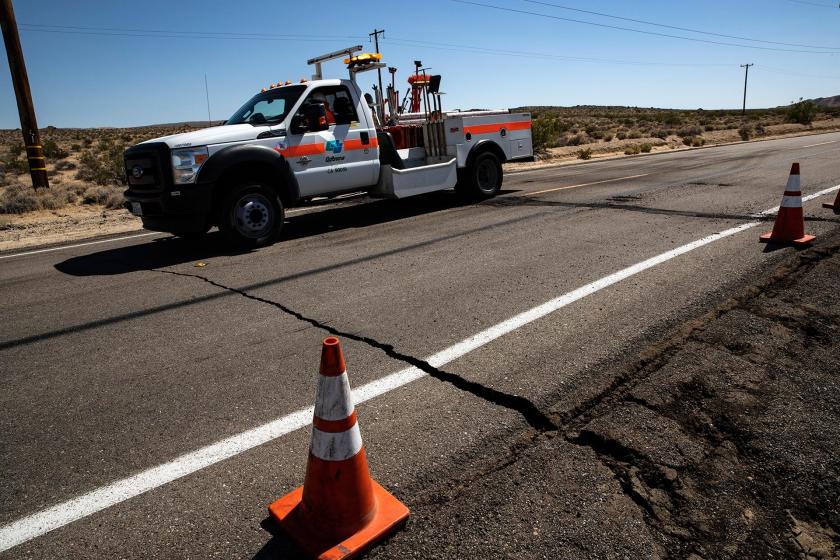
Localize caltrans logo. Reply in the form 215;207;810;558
325;140;343;154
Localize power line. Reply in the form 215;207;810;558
383;37;735;67
756;65;840;80
522;0;840;50
451;0;840;54
17;23;366;42
785;0;839;8
16;20;839;77
15;21;739;68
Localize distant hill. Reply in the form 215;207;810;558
811;95;840;108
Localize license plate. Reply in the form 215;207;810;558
130;202;143;216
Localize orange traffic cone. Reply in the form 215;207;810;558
760;163;815;246
268;337;409;560
823;189;840;214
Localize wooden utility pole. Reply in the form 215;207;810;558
0;0;48;188
740;63;754;116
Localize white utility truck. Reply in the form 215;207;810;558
123;46;533;246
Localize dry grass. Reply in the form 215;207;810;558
0;123;209;216
523;104;840;158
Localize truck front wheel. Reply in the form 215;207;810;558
456;151;503;199
220;182;284;247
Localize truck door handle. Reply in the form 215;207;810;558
360;131;370;145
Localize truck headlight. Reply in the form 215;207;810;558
171;147;209;184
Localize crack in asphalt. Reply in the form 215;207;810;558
152;268;558;432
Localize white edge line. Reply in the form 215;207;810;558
0;232;160;261
1;184;839;552
803;140;839;148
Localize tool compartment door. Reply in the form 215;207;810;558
505;112;532;159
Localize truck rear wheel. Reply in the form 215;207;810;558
220;182;283;247
456;151;503;199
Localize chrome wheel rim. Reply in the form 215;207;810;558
232;192;274;239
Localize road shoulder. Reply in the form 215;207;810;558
371;233;840;559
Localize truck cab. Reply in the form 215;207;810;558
123;49;532;246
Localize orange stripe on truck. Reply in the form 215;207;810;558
276;143;326;157
344;136;379;151
274;137;378;158
463;120;531;135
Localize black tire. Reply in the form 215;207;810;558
219;182;283;247
456;151;503;200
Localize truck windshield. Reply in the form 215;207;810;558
226;85;306;126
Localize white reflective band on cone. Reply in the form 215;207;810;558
310;423;363;461
314;372;354;421
781;195;803;208
786;175;801;191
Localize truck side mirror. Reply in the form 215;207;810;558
289;114;307;135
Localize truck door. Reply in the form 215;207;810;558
282;85;378;197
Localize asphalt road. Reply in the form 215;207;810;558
1;132;839;558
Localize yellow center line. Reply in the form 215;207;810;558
523;173;651;197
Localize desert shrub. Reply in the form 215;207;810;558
653;129;669;139
566;133;588;146
7;143;24;157
36;184;75;209
0;184;40;213
662;114;682;126
82;185;124;208
683;136;705;147
54;160;77;171
576;147;592;160
677;126;703;138
624;145;641;155
704;125;716;132
42;139;68;159
739;125;752;141
603;134;614;142
627;130;642;139
616;131;627;140
755;124;766;136
786;99;817;125
532;117;560;153
83;138;93;147
70;143;82;152
589;130;605;140
76;147;126;186
4;157;29;174
640;143;652;153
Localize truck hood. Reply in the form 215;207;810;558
142;123;272;149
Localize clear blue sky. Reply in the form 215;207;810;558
1;0;839;128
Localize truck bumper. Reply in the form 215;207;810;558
124;182;214;234
124;142;214;234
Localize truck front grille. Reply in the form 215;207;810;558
124;143;170;194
